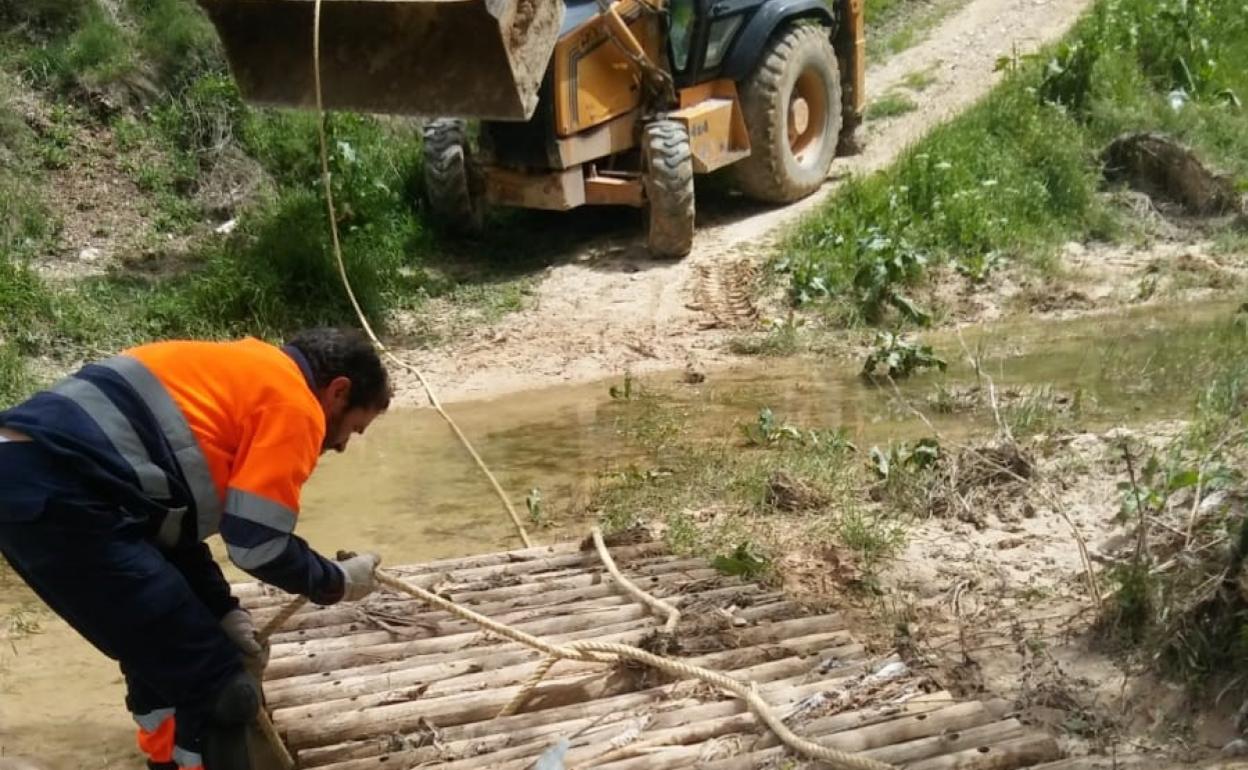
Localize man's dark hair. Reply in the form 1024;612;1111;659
287;328;391;410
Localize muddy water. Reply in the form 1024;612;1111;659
0;300;1240;766
294;299;1241;565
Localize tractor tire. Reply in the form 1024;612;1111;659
732;24;842;204
642;119;695;259
422;118;485;234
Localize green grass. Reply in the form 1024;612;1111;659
901;69;939;92
867;0;968;60
866;91;918;120
595;386;903;580
0;0;543;372
784;0;1248;328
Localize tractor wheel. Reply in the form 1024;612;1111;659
422;118;485;234
642;119;695;259
732;24;842;204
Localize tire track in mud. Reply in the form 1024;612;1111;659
395;0;1095;406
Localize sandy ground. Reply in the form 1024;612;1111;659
389;0;1097;406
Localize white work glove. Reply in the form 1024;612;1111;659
221;608;269;671
336;552;382;602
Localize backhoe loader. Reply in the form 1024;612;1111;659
196;0;864;258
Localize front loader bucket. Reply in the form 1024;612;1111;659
196;0;564;121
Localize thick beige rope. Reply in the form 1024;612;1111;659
375;570;894;770
592;526;681;633
294;3;895;768
311;0;532;550
497;526;682;717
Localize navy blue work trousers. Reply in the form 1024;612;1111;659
0;442;241;767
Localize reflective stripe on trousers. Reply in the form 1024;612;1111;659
132;708;204;770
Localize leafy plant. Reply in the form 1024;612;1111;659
1116;446;1205;522
741;407;803;447
850;231;931;324
868;438;941;480
712;542;769;579
525;487;545;527
862;332;947;378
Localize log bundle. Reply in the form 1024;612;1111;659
234;539;1064;769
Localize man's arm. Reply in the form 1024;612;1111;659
217;404;346;604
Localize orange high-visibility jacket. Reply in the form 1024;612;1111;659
0;338;345;607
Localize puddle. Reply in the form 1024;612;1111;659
292;299;1243;566
1;300;1242;764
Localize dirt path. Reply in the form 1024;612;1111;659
392;0;1095;407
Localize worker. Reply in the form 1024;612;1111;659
0;328;391;770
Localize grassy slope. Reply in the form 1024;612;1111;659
784;0;1248;327
0;0;539;406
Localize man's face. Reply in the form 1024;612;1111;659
317;376;386;454
322;404;384;454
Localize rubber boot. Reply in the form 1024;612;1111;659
202;672;260;770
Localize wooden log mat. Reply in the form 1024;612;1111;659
234;539;1065;769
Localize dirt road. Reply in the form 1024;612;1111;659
392;0;1095;407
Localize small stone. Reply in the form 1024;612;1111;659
78;247;103;263
215;218;239;235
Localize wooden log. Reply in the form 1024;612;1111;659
266;604;654;680
281;634;859;748
266;605;844;707
240;542;670;608
863;719;1027;765
276;630;854;724
305;655;896;770
273;593;648;655
275;621;858;718
597;701;994;770
265;564;725;641
534;690;960;770
296;633;870;767
267;618;656;707
233;541;580;598
253;555;714;634
265;587;807;686
270;574;753;655
1027;757;1159;770
903;733;1061;769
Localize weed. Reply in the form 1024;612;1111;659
1004;386;1079;438
19;5;137;95
728;315;803;357
862;332;946;378
609;372;636;401
867;0;966;59
666;512;701;554
868;438;941;480
37;103;77;169
711;542;769;579
837;508;907;572
901;69;939;92
128;0;223;87
525;487;546;528
741;407;804;447
0;342;34;407
867;92;918;120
